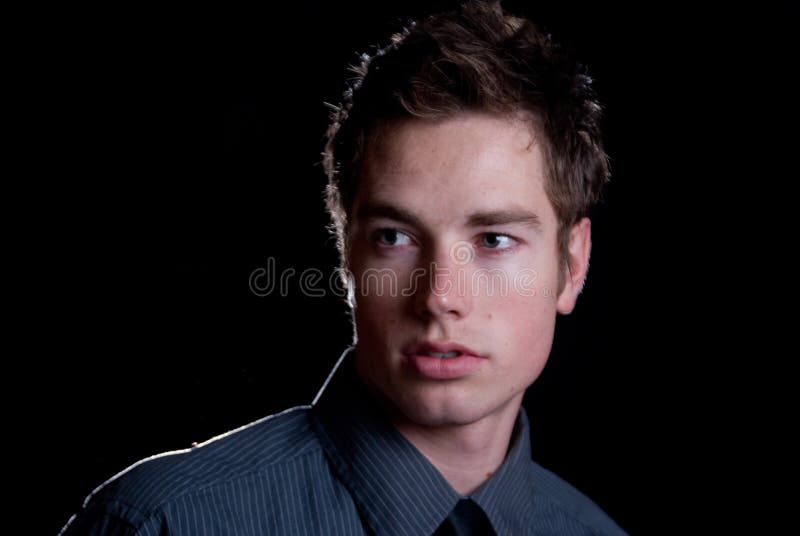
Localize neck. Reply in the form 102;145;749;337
393;397;523;496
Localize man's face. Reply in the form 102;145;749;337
348;112;588;429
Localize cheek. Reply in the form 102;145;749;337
353;292;405;340
486;291;555;331
482;292;557;369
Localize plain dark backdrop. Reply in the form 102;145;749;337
36;1;793;534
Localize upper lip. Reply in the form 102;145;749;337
403;341;485;358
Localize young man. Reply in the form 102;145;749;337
61;2;626;534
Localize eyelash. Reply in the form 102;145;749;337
371;228;519;252
481;232;519;250
373;228;413;247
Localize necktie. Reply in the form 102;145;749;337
433;498;496;535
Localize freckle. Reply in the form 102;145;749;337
487;312;493;320
486;471;494;478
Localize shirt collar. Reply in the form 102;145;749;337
310;347;536;536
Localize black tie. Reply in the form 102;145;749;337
432;498;496;535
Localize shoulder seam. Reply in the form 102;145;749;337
72;406;312;511
138;447;327;519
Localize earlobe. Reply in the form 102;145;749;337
556;217;592;314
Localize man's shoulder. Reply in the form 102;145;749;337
64;405;322;532
528;461;627;535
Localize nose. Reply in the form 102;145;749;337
412;244;473;321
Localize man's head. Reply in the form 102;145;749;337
322;1;609;428
324;1;609;293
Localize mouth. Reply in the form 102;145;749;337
401;341;485;379
402;341;483;359
417;349;461;359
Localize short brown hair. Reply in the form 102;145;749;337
323;1;609;293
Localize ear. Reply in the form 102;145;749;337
556;217;592;315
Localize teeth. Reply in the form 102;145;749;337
427;350;461;358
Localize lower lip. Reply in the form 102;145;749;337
404;353;484;380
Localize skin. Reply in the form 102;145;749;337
347;111;591;495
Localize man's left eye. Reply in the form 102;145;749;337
375;228;413;247
481;233;515;249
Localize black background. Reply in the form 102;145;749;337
32;1;793;534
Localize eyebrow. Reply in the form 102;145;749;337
356;203;423;227
467;210;542;229
356;202;542;230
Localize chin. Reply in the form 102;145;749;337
396;389;498;428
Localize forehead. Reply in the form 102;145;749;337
358;112;555;227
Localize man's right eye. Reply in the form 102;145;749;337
374;228;413;247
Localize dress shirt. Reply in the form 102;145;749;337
61;347;627;535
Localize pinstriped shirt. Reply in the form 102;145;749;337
61;348;627;535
